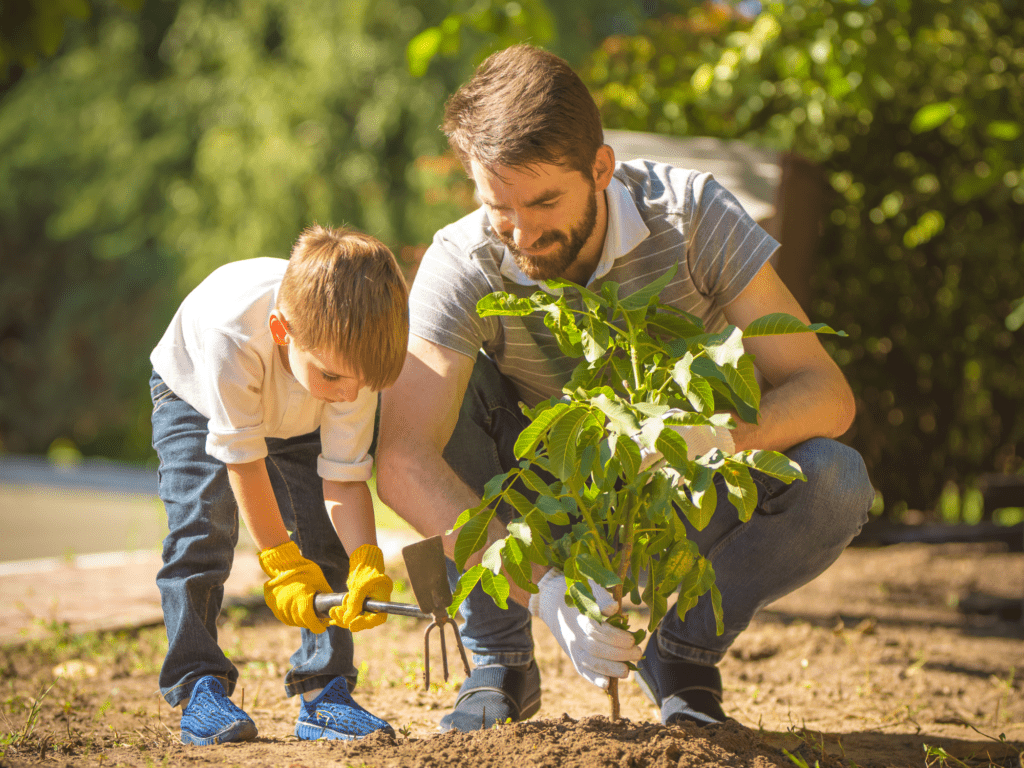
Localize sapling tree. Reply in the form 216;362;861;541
447;265;845;718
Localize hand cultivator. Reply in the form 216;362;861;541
314;535;471;690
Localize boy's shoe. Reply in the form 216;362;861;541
295;677;395;741
635;636;728;726
439;661;541;732
179;676;258;745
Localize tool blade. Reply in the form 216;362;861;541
401;535;452;614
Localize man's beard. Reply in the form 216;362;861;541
500;187;598;282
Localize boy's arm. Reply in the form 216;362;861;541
228;459;331;632
322;479;378;553
323;479;392;631
226;460;290;550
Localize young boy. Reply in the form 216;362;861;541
149;225;408;745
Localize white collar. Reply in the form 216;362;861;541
498;175;650;293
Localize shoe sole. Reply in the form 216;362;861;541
438;691;542;732
294;721;395;741
180;719;257;746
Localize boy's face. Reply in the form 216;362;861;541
271;314;364;403
285;343;364;403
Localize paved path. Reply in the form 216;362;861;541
0;456;420;645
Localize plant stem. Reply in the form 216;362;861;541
608;496;637;721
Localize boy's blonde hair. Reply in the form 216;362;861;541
278;225;409;391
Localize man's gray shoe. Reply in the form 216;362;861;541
439;662;541;731
636;635;728;726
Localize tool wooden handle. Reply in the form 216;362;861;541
313;592;430;620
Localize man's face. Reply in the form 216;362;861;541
470;159;600;282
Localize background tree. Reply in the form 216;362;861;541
582;0;1024;516
0;0;470;460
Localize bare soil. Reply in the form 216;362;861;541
1;541;1022;768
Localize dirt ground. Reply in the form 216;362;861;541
1;541;1021;768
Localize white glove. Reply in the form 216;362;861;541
637;409;735;472
528;569;642;690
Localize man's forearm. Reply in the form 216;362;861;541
730;367;855;452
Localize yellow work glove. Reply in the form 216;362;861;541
334;544;393;632
258;541;331;634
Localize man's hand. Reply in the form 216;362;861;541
637;410;736;472
258;541;331;633
333;544;393;632
529;570;642;690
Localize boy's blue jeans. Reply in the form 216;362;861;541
150;370;357;707
442;353;875;668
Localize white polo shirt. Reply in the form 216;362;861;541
150;258;375;482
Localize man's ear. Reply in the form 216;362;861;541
269;311;290;346
592;144;616;192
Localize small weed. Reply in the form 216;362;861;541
923;744;970;767
781;748;819;768
0;682;55;759
398;723;412;738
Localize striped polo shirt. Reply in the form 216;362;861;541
408;159;779;406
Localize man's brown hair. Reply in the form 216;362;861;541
278;225;408;391
442;44;604;176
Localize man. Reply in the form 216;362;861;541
377;43;873;732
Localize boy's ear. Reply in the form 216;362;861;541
269;312;290;346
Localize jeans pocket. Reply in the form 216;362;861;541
150;380;179;413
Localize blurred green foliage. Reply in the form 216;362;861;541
584;0;1024;514
0;0;472;460
3;0;1022;517
0;0;140;76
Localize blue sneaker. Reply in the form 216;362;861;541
179;676;258;745
295;677;394;741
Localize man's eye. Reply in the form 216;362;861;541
322;373;340;382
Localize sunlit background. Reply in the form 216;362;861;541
1;0;1022;540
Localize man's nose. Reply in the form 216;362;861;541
502;210;541;249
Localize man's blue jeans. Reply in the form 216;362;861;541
442;353;874;668
150;370;357;706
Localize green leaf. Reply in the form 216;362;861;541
534;493;571;525
615;433;643;481
743;313;847;337
655;426;691;468
548;407;593;482
655;539;699;596
686;377;715;414
453;508;495;571
476;291;537;317
591;393;640;434
618;264;678;313
702;326;746;368
544;304;584;357
720;463;758;522
729;450;805;482
567;580;604;622
574;551;621;589
514;402;570;459
448;564;485;617
711;584;725;636
910;101;956;133
721;356;761;412
481;570;510;609
501;536;538;594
